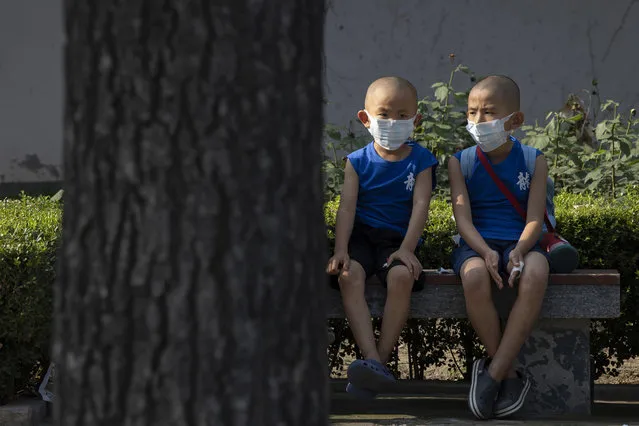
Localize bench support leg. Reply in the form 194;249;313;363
516;318;591;417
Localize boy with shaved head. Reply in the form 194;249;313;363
326;76;438;398
448;75;550;419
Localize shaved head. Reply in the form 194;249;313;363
470;75;520;111
364;76;418;110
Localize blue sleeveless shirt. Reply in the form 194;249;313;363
347;141;438;236
453;140;542;241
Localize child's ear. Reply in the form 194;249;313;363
357;110;370;128
508;111;525;131
414;113;423;127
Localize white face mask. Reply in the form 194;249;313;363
365;111;416;151
466;113;516;152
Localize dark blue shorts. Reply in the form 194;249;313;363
451;239;549;277
328;222;425;291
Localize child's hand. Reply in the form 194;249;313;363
507;248;524;287
483;249;503;289
508;248;523;269
387;249;422;280
326;251;350;275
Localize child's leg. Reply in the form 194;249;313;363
460;258;502;357
339;260;380;362
489;251;549;381
454;246;501;358
377;262;413;364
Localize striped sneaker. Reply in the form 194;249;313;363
494;370;531;418
468;358;500;420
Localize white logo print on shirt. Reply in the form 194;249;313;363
404;162;417;192
517;172;531;191
404;172;415;191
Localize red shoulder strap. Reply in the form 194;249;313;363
475;146;555;232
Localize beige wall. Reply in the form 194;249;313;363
1;0;638;182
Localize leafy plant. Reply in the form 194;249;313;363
322;122;369;200
413;62;476;195
0;194;60;403
522;82;639;197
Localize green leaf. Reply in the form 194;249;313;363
426;131;441;141
435;122;452;130
434;86;449;103
618;139;632;157
595;122;609;140
584;169;603;182
567;153;582;166
529;135;551;150
431;82;446;88
448;111;466;120
587;180;600;190
326;128;341;141
601;99;619;112
565;113;584;123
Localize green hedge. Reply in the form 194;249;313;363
325;190;639;380
0;196;59;403
0;191;637;403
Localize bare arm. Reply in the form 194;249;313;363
400;167;433;252
448;156;492;257
326;160;359;274
333;159;359;254
384;167;434;279
515;155;548;254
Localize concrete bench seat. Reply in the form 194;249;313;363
327;269;621;418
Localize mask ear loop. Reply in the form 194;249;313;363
364;110;374;122
502;112;517;134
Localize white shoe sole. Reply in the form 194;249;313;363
494;377;531;418
468;359;485;419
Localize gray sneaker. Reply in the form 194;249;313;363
494;371;531;418
469;358;500;420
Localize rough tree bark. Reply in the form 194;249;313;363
55;1;327;425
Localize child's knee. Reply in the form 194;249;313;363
518;253;549;297
518;272;547;299
338;262;366;292
460;259;491;298
386;265;413;293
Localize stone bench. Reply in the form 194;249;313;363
327;269;621;418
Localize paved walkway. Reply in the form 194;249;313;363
331;393;639;425
35;389;639;425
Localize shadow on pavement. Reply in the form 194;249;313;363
330;393;639;425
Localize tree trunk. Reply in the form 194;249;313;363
55;1;327;425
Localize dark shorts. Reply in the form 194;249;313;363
329;222;425;291
451;239;550;277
